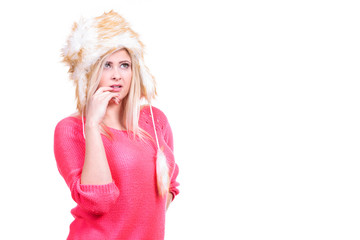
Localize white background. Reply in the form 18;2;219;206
0;0;359;239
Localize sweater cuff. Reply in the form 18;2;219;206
169;184;179;202
79;182;118;193
72;178;120;215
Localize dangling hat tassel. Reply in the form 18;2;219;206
149;104;170;197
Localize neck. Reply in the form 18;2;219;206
102;101;126;130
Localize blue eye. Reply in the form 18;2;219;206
104;62;111;68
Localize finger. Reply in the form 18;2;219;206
94;86;115;95
110;95;123;105
94;91;119;102
110;97;120;105
95;90;120;100
104;92;121;102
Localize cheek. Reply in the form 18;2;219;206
126;70;132;79
98;78;105;87
125;72;132;86
98;72;109;86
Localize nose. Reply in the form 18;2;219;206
111;67;121;80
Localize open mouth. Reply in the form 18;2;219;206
111;85;122;88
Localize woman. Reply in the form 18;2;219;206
54;11;179;240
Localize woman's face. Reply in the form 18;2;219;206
98;49;132;104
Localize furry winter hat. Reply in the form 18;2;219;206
62;10;156;111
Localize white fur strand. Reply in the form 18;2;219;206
156;149;170;197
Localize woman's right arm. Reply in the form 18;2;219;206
54;87;121;215
81;87;121;185
81;123;113;184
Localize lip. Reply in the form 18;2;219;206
110;85;122;92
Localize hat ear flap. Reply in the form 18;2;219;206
75;69;88;110
139;60;156;101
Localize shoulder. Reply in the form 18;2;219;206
54;115;83;139
55;115;81;130
140;105;169;125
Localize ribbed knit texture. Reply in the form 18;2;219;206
54;106;179;240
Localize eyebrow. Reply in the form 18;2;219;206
105;60;131;64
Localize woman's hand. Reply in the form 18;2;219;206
85;87;121;126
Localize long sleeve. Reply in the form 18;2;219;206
54;117;120;215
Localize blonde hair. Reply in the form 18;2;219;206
80;48;151;140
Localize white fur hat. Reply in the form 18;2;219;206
62;10;156;111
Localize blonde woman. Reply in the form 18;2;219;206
54;11;179;239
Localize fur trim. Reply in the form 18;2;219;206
156;148;170;197
62;10;156;110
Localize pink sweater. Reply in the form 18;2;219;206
54;106;179;240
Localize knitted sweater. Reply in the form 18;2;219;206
54;106;179;240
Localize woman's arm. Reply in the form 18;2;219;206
81;86;121;185
81;123;113;184
54;116;120;215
